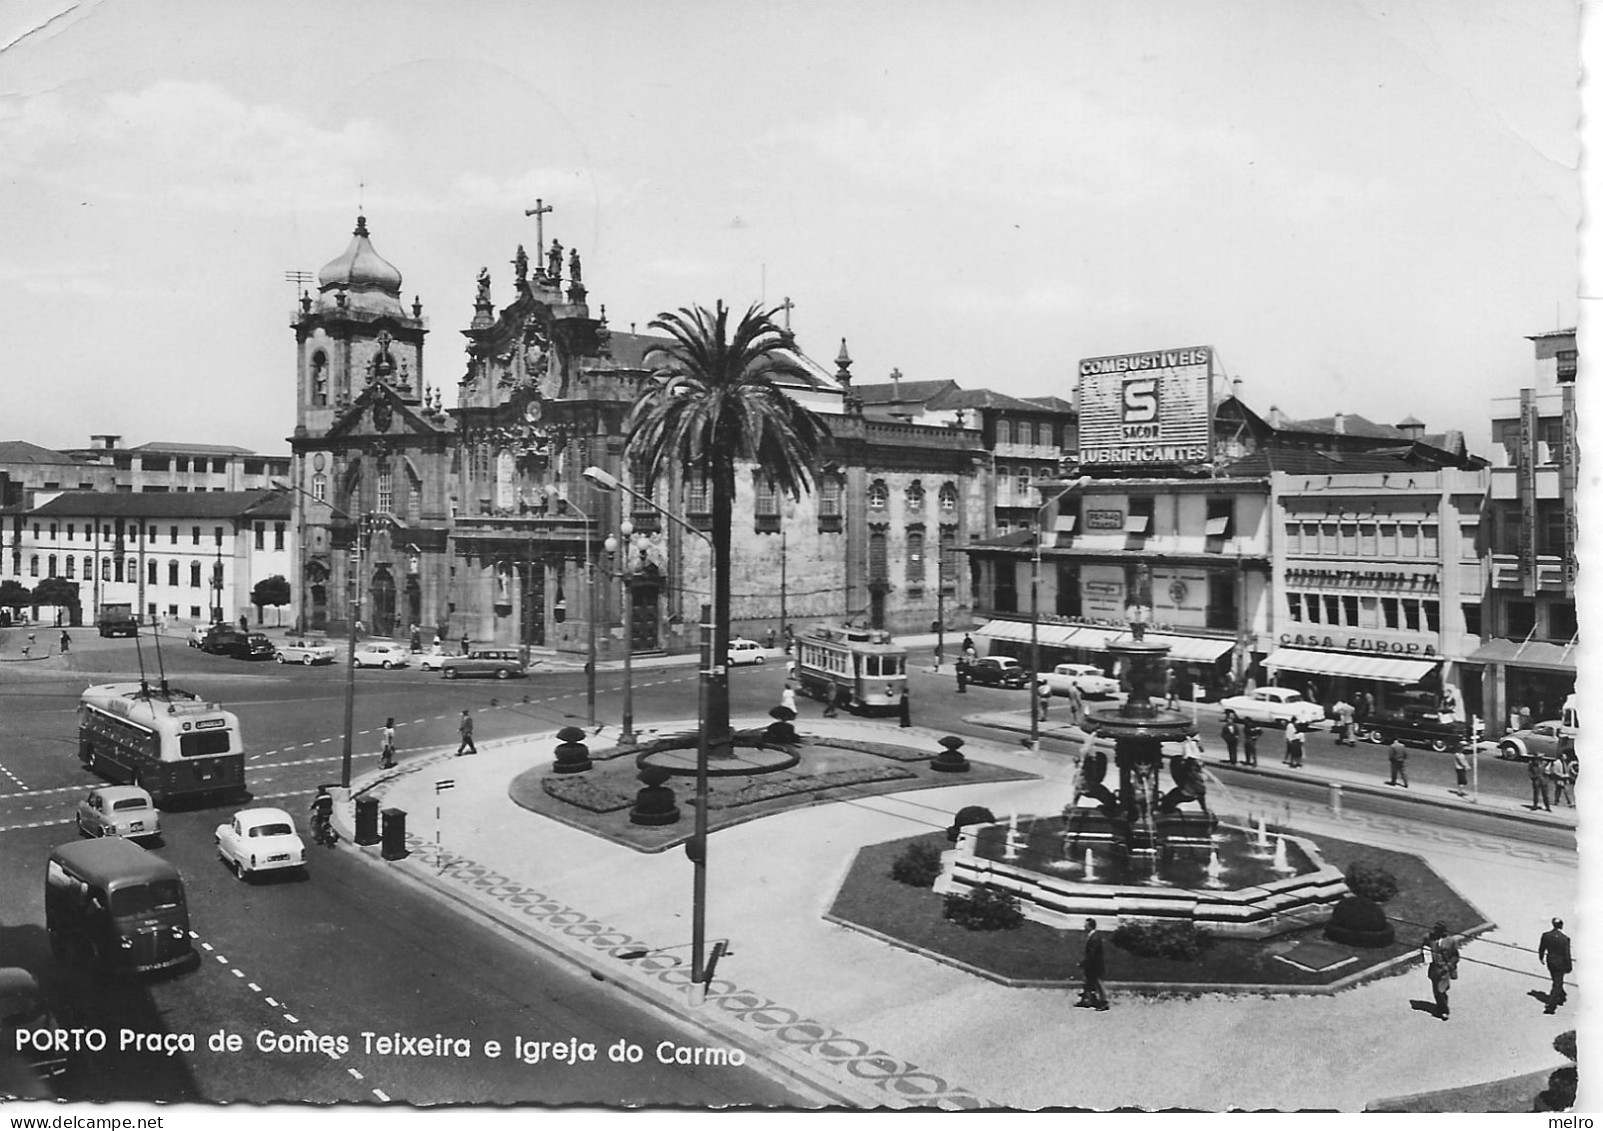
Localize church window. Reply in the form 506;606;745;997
378;466;394;514
406;469;422;524
867;480;888;511
905;481;924;512
939;527;957;591
868;531;888;582
906;530;925;585
311;352;328;406
686;474;710;516
939;482;958;513
312;473;327;502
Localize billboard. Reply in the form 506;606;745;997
1077;346;1213;467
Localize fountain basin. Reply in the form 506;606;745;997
934;816;1348;939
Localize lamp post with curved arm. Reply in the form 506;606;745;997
584;465;718;987
1031;476;1092;752
552;490;597;729
602;519;640;746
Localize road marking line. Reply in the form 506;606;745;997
266;997;279;1007
248;983;261;992
202;942;214;951
283;1013;299;1024
372;1089;389;1102
347;1068;363;1080
232;969;245;978
214;954;229;964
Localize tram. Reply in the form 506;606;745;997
792;626;909;714
78;682;246;806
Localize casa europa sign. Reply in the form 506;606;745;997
1278;632;1438;656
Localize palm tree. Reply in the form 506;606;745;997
626;300;832;744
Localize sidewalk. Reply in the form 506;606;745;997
334;712;1578;1111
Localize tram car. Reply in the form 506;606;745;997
78;682;246;806
792;626;909;714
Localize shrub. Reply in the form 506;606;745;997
890;839;944;888
1112;919;1215;961
947;805;997;842
942;885;1023;931
542;775;634;813
1323;895;1396;948
1555;1031;1577;1062
1536;1065;1577;1112
1344;860;1400;903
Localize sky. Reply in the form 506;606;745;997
0;0;1585;457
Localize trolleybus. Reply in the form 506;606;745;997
78;682;245;806
793;626;909;714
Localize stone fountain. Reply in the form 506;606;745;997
935;567;1346;939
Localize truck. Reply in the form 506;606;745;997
95;603;138;638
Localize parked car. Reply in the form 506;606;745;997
214;807;307;881
726;638;766;666
75;785;161;842
1361;707;1467;752
417;650;450;672
1039;662;1120;699
187;623;211;648
963;656;1034;689
1498;719;1577;762
352;641;410;669
276;639;337;665
198;625;249;657
242;633;276;660
440;648;527;680
0;967;66;1089
1218;687;1326;727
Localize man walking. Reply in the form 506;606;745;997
1221;717;1239;765
1077;919;1109;1011
1283;719;1304;768
456;710;476;756
1242;720;1259;768
1450;740;1470;797
1422;921;1460;1020
1538;918;1572;1013
955;659;967;694
460;632;471;656
1387;738;1409;788
1528;753;1553;811
380;716;397;769
1332;699;1356;747
1548;756;1574;808
59;630;71;654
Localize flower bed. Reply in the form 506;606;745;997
702;766;916;809
541;775;635;813
813;737;931;763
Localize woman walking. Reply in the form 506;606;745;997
1422;921;1460;1020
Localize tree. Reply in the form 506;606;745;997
251;575;293;626
0;580;31;622
626;301;832;745
31;578;80;626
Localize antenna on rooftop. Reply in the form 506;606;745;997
284;270;313;295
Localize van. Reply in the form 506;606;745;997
45;839;194;977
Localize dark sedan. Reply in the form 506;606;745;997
1361;708;1467;752
962;657;1034;689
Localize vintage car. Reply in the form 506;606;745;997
1039;662;1120;699
0;967;65;1090
726;638;767;666
275;639;338;665
962;656;1034;689
352;641;410;669
186;623;211;648
75;785;161;842
242;633;276;660
440;648;527;680
1498;720;1577;762
1362;707;1468;752
214;807;306;881
417;650;450;672
198;625;250;657
1218;687;1326;727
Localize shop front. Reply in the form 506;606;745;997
1261;639;1444;720
973;617;1236;697
1466;638;1576;736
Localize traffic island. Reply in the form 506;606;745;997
508;731;1038;852
825;829;1491;992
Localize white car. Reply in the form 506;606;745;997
726;638;766;666
1218;687;1326;727
417;650;450;672
276;639;337;665
214;807;306;881
1040;663;1120;699
353;641;410;669
186;623;211;648
76;785;161;842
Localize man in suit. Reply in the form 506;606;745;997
1539;918;1572;1014
1078;918;1109;1011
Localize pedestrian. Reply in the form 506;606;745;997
781;683;797;716
460;632;470;656
1284;719;1305;768
765;627;776;651
1356;690;1372;722
1548;755;1574;807
1221;717;1239;765
1451;741;1470;797
823;686;840;718
1077;918;1109;1011
1066;683;1084;728
456;710;476;756
961;634;976;662
955;659;968;694
1242;721;1259;767
1387;738;1409;788
380;717;397;769
239;614;249;634
59;630;70;654
410;625;422;653
1528;753;1553;811
1037;679;1051;719
1164;666;1177;708
1422;921;1460;1020
898;690;912;729
1332;699;1355;746
933;643;944;672
1538;918;1572;1014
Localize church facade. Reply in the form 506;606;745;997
287;215;990;657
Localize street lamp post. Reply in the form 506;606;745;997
584;465;717;985
211;548;224;625
554;491;597;728
1030;477;1090;752
603;520;638;745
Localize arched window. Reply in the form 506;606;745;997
190;562;203;588
168;560;180;587
64;556;75;579
101;557;111;580
939;482;958;513
312;473;327;502
148;560;158;586
905;481;924;512
868;531;888;582
126;558;137;582
47;555;57;578
905;529;925;585
819;475;842;518
867;480;889;511
28;555;38;577
311;351;329;406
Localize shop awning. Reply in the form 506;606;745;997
1262;647;1438;684
973;619;1083;647
1112;632;1235;664
1464;638;1577;673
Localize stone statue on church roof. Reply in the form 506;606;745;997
568;247;582;284
513;245;528;285
476;268;492;306
547;240;563;282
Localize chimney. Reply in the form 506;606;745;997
1268;405;1287;428
1231;377;1243;399
91;434;122;450
1332;413;1346;434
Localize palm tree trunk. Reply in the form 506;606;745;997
709;475;733;753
